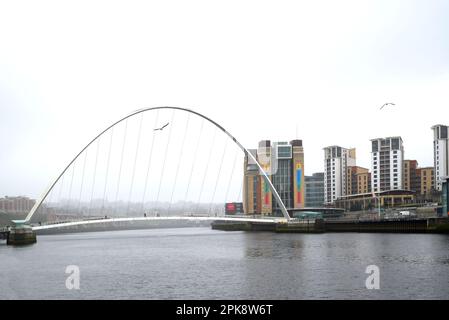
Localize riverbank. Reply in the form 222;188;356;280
211;217;449;234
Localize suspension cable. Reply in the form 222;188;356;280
67;161;76;215
57;172;65;215
88;139;100;216
195;128;217;215
208;138;228;214
101;127;114;215
141;110;160;214
77;150;88;216
224;150;239;204
155;110;176;211
168;113;190;212
237;179;243;203
126;113;144;216
46;180;55;217
114;119;128;216
181;120;204;214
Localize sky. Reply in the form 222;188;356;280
1;0;449;199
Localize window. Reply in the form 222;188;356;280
441;126;448;139
392;138;400;150
277;145;292;159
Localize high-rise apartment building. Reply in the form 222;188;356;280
243;140;305;215
431;125;449;191
323;146;356;204
371;137;404;192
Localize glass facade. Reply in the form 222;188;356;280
272;159;293;215
277;145;292;159
305;173;325;207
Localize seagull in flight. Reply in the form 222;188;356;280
380;102;395;110
154;122;169;131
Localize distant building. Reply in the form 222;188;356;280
402;160;437;200
403;160;421;194
431;125;449;191
0;196;35;214
243;149;260;214
419;167;435;195
323;146;356;204
347;166;371;195
305;173;325;207
243;139;305;216
442;177;449;217
371;137;404;192
335;190;415;211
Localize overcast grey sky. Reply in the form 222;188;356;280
1;0;449;199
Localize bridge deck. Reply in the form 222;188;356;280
31;216;286;231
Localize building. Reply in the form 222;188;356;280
431;125;449;191
403;160;421;194
305;172;325;207
442;177;449;217
347;166;371;195
420;167;435;195
0;196;35;214
402;160;436;199
371;137;404;192
243;139;305;216
335;190;415;211
243;149;260;214
323;146;356;204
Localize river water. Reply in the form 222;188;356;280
1;227;448;299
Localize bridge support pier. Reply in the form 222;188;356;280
7;224;36;246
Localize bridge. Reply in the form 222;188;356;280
5;106;293;245
30;215;285;232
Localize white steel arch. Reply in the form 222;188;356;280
24;106;290;222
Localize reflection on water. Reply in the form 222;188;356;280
1;228;448;299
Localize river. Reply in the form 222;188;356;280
1;227;448;299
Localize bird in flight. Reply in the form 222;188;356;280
380;102;395;110
154;122;169;131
